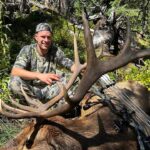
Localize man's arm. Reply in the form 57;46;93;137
56;47;74;70
12;45;60;85
55;47;87;73
11;67;60;85
11;68;39;80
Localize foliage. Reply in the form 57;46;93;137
106;0;150;90
109;0;150;34
0;116;29;147
0;1;10;70
0;71;24;147
0;75;27;147
136;36;150;48
0;75;10;101
124;60;150;90
115;60;150;90
0;119;22;147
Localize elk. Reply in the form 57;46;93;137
0;11;150;149
0;80;149;150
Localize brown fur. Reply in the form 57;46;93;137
1;81;149;150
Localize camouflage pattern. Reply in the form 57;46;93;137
8;44;74;102
35;23;52;33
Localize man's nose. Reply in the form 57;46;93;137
44;37;50;42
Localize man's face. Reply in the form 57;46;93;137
34;31;52;54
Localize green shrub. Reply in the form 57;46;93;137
0;75;10;101
124;60;150;90
114;60;150;90
0;119;22;147
0;1;10;70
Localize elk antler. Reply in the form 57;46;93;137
0;82;64;118
0;11;150;119
31;12;150;118
70;11;150;103
0;33;86;118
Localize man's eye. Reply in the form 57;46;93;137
41;36;51;39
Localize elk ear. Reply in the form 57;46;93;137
107;10;116;25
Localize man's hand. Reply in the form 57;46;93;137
11;68;60;85
37;73;60;85
71;63;87;75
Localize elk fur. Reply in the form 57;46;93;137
1;81;149;150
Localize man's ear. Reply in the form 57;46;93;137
34;33;37;41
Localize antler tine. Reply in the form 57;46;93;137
37;84;73;118
70;11;100;103
0;82;70;118
120;17;131;54
9;96;38;112
40;82;65;110
0;99;39;118
0;99;28;118
0;99;49;119
0;95;43;119
66;32;86;90
82;10;97;64
21;84;43;107
73;32;80;64
0;81;72;118
0;99;27;114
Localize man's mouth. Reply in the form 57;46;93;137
42;44;49;47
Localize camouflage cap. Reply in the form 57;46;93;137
35;23;52;33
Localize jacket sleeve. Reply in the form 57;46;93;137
13;45;31;69
55;47;74;70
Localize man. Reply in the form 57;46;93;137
9;23;75;102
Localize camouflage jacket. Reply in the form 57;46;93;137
13;43;73;86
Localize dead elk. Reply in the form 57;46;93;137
1;81;149;150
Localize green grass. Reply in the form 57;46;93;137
0;118;23;147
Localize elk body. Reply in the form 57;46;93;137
1;81;149;150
